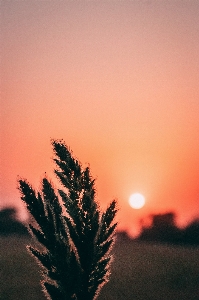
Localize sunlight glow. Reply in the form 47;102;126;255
129;193;145;209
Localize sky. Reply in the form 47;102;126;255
1;0;199;236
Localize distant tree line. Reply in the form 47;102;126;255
1;208;199;247
0;207;28;236
137;212;199;246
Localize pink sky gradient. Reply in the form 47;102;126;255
1;1;199;236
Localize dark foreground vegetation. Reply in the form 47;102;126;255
17;140;117;300
1;235;199;300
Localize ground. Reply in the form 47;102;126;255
0;236;199;300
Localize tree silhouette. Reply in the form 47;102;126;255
0;207;28;236
138;212;182;244
183;219;199;246
138;212;199;246
18;139;117;300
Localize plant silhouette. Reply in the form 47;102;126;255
18;140;117;300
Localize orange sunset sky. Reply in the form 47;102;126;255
1;1;199;236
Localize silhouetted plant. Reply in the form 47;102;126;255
18;139;117;300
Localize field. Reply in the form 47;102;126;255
1;236;199;300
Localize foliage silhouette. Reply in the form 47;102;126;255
138;212;199;246
0;207;28;236
139;212;181;244
182;219;199;246
18;139;117;300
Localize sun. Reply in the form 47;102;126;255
129;193;145;209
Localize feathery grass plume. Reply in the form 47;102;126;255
18;139;117;300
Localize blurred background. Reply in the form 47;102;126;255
1;1;199;298
1;1;199;236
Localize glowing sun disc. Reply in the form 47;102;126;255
129;193;145;209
